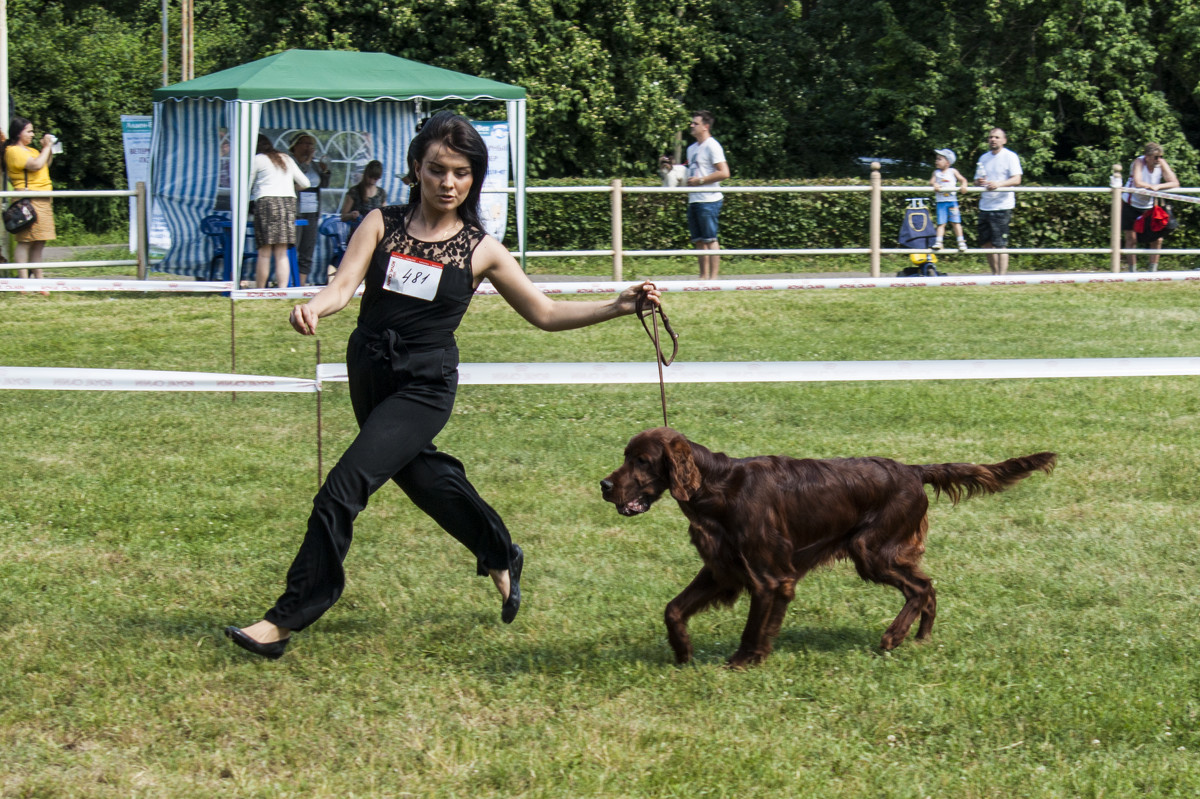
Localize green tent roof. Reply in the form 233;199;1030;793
153;49;525;102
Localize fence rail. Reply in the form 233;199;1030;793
10;170;1198;283
2;183;148;278
502;164;1200;279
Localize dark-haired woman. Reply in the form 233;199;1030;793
225;111;660;659
339;159;387;230
250;134;310;288
4;117;57;283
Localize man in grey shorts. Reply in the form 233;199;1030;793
974;128;1023;275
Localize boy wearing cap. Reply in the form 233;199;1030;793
930;148;969;252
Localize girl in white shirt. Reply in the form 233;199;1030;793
251;134;310;288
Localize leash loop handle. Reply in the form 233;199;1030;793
636;290;678;367
635;287;677;427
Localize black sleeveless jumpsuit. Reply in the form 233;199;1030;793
265;205;517;632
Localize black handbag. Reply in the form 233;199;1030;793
3;170;36;233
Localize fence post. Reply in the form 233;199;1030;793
1110;164;1123;273
611;178;623;281
136;181;149;280
870;162;882;278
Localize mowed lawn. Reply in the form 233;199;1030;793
2;282;1200;797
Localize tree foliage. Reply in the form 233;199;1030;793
8;0;1200;231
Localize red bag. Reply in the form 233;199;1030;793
1134;204;1170;234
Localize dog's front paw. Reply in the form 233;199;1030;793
725;650;766;670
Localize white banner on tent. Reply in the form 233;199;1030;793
121;115;154;253
473;121;510;242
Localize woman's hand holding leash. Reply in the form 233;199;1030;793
617;281;661;316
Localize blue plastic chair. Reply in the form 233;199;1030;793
200;214;258;282
198;214;229;281
318;215;350;279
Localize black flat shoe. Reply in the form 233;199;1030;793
501;544;524;624
224;626;290;660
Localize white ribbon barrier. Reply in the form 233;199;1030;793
229;286;365;300
471;271;1200;295
233;271;1200;298
0;278;233;293
6;270;1200;295
7;357;1200;396
0;366;317;392
318;357;1200;386
1119;187;1200;205
0;278;234;293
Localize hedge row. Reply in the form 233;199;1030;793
502;177;1200;253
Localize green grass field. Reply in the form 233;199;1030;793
3;283;1200;797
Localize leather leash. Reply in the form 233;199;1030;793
636;289;678;427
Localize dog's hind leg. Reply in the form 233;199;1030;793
915;588;937;641
665;567;739;664
848;537;935;651
876;558;936;650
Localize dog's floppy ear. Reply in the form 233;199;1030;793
665;433;701;501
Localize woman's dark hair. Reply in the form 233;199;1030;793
403;111;487;230
256;133;286;170
3;117;33;187
6;117;31;147
356;160;383;184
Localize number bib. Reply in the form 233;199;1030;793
383;252;444;301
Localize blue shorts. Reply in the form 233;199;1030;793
935;201;961;226
687;200;723;243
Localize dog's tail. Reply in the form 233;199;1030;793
918;452;1057;505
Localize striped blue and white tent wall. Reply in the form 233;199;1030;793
151;98;418;278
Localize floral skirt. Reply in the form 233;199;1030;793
253;196;296;246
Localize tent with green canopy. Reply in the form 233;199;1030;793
150;50;527;281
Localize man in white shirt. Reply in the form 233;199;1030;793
686;111;731;279
974;128;1023;275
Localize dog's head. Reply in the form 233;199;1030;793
600;427;702;515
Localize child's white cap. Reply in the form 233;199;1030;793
934;148;956;166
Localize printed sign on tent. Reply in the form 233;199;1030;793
473;121;510;242
121;115;171;256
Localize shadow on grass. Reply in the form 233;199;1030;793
132;604;884;673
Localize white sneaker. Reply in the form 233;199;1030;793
932;240;944;252
957;240;967;253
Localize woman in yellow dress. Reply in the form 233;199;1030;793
4;116;57;281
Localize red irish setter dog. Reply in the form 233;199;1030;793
600;427;1056;668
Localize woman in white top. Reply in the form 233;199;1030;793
251;134;310;288
1122;142;1179;271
